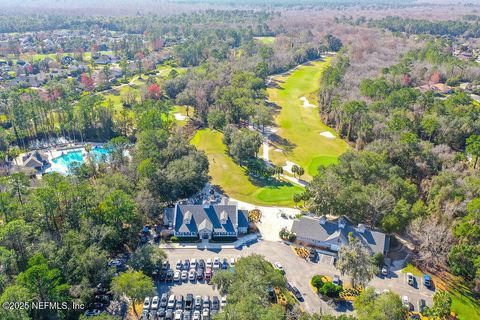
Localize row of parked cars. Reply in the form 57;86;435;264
83;285;112;317
141;294;226;320
156;257;235;283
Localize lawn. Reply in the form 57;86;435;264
253;36;276;44
446;275;480;320
401;263;423;277
267;58;350;180
191;129;303;207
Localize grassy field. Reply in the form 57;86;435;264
253;36;276;44
446;275;480;320
191;129;303;207
267;58;350;179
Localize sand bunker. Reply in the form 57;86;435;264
320;131;335;138
174;113;187;121
300;96;317;108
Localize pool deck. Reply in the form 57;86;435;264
16;142;106;175
45;143;106;174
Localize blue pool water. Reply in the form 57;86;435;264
51;146;110;173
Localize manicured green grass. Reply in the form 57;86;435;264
450;288;480;320
267;58;350;180
191;129;303;207
171;105;189;127
447;278;480;320
253;36;276;44
401;263;423;276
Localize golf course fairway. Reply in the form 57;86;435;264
191;129;303;207
267;58;350;179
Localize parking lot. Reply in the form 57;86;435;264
160;240;435;315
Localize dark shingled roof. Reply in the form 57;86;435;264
175;204;239;234
291;216;389;254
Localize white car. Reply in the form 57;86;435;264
84;309;101;317
273;262;284;273
151;295;159;310
381;266;388;276
206;258;213;268
220;296;227;307
332;275;340;285
193;310;201;320
189;269;196;281
174;309;183;320
143;297;151;310
407;273;415;286
174;270;181;282
191;258;197;270
167;294;176;309
181;270;189;281
176;259;182;270
402;295;409;308
213;257;220;270
202;307;210;319
230;257;235;266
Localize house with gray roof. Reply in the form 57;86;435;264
164;203;249;241
291;215;389;255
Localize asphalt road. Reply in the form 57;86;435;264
160;240;435;316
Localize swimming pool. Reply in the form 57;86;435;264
50;146;110;174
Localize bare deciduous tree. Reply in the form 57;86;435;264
407;217;452;270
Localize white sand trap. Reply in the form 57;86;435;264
282;160;300;174
300;96;317;108
320;131;335;138
174;113;187;121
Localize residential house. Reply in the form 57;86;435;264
21;151;49;171
432;83;453;95
163;203;249;241
291;215;390;255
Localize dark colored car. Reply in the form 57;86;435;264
221;258;228;269
94;295;110;304
157;307;166;319
176;295;184;310
309;249;318;261
211;296;219;311
165;309;173;320
198;259;205;269
292;287;303;301
185;294;194;311
159;271;167;281
183;259;190;271
166;269;174;281
423;275;431;287
182;311;191;320
418;299;426;313
162;261;170;271
196;268;204;280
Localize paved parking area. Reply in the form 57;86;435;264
157;281;219;298
160;240;434;315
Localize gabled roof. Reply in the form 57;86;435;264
174;204;239;234
23;155;43;168
291;216;389;254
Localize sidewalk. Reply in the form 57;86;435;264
159;233;259;250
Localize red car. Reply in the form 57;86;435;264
205;268;212;281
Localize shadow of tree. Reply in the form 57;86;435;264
269;133;296;153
